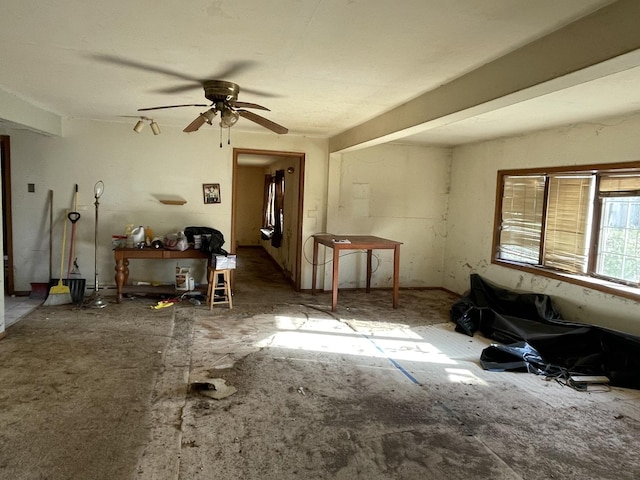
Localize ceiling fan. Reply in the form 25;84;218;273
139;80;288;135
92;55;288;135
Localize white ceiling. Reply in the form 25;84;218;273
2;0;638;148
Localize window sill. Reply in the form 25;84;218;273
492;259;640;302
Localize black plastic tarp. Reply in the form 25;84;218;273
450;274;640;389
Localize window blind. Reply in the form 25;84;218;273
543;175;594;273
599;175;640;194
499;175;545;263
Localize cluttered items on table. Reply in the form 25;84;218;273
113;225;228;255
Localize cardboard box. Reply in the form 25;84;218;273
212;254;237;270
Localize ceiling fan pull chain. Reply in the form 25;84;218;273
219;126;223;148
227;127;231;145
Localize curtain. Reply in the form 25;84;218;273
262;174;272;228
271;169;285;248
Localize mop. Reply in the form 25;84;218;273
43;209;73;306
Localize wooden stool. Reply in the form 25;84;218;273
206;267;232;310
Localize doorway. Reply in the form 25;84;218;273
232;148;305;290
1;135;14;295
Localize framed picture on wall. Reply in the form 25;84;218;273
203;183;221;204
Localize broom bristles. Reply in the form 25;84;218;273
43;280;73;306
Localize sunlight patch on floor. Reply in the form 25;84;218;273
262;315;468;364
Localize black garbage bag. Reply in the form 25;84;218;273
480;342;547;374
184;226;227;255
451;274;640;389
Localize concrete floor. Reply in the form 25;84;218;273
3;295;42;328
1;246;639;479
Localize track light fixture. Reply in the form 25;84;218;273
133;120;144;133
132;116;160;135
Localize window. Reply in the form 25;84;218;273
543;175;593;273
493;162;640;298
498;175;544;263
596;175;640;284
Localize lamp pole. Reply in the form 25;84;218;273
87;180;107;308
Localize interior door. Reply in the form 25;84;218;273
1;135;14;295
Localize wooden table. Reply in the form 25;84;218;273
114;248;210;303
311;234;402;312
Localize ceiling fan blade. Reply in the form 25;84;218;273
231;101;270;111
240;86;280;98
92;54;202;82
214;60;257;80
94;54;259;85
138;103;209;112
183;115;207;133
237;110;288;134
154;85;203;94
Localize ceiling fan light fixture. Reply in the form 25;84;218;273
150;120;161;135
200;109;216;125
133;120;145;133
220;109;239;128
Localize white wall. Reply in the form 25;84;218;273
444;113;640;335
5;118;329;293
6;113;640;336
321;143;451;289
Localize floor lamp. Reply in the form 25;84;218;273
87;180;107;308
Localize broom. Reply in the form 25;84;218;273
43;209;73;306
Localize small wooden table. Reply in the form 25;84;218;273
114;248;210;303
311;234;402;311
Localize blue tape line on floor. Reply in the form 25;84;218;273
362;333;421;385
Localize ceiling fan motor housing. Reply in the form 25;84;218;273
204;80;240;102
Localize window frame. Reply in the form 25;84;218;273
492;161;640;302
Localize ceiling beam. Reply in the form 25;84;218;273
329;0;640;153
0;88;62;136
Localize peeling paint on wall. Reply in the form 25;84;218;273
515;275;524;290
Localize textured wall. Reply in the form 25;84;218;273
444;113;640;334
323;143;451;289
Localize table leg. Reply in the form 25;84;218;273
392;245;400;308
312;238;318;294
115;258;125;303
332;246;339;311
366;249;372;293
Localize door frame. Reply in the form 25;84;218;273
232;147;305;290
1;135;14;295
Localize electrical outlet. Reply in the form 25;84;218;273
28;183;35;193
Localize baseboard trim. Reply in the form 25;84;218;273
300;286;461;296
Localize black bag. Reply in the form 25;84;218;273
184;226;227;255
